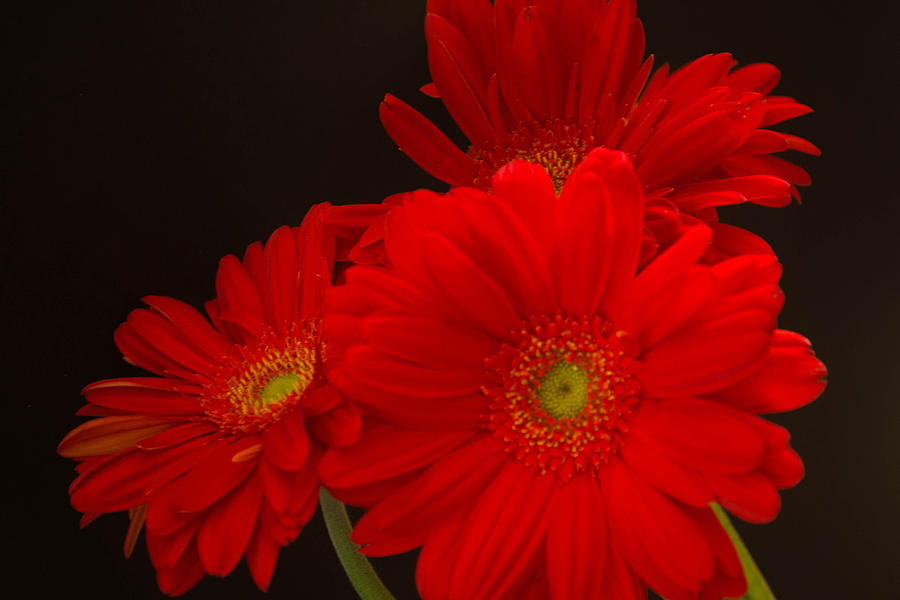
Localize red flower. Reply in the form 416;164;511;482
320;150;826;599
58;204;373;595
380;0;818;258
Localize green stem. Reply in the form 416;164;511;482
319;488;396;600
711;503;776;600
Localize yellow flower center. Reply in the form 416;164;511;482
470;119;594;192
483;314;641;481
201;321;319;433
258;372;304;407
538;361;589;419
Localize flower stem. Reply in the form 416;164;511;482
711;503;776;600
319;487;396;600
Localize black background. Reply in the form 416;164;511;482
6;1;898;598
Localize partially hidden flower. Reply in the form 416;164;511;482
380;0;818;260
320;149;826;600
58;203;374;595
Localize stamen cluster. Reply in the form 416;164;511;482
483;314;641;481
471;119;594;191
201;320;320;433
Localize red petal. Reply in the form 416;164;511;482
579;0;643;122
258;457;293;513
136;421;217;451
300;383;344;416
360;313;498;370
455;194;557;317
740;129;791;154
546;475;606;599
669;175;793;210
600;546;646;600
197;474;263;576
640;313;772;397
319;424;472;489
726;62;780;94
124;309;218;376
379;94;475;186
602;462;714;595
327;367;486;431
345;345;486;398
631;398;766;474
354;434;505;542
246;525;281;592
71;439;211;514
448;462;557;600
713;329;826;413
628;267;717;350
144;295;239;363
510;5;559;119
82;378;202;415
621;434;714;506
554;149;644;317
426;14;496;144
215;254;266;344
490;159;556;262
264;226;300;337
165;436;259;513
115;320;200;382
241;241;268;303
553;166;613;317
59;415;177;458
710;222;775;259
155;541;206;596
421;232;521;339
416;518;463;600
420;82;439;97
261;409;310;472
616;224;711;328
307;401;361;448
327;468;423;509
688;506;747;596
709;471;781;523
141;437;220;499
295;204;330;320
146;518;201;569
760;98;813;127
286;446;324;518
327;263;431;317
123;503;148;558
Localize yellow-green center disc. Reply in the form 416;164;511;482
538;361;589;419
258;372;302;407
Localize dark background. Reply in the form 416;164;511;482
5;0;898;598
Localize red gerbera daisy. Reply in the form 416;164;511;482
58;203;373;595
380;0;818;258
320;150;826;599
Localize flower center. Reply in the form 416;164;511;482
258;372;303;407
538;361;589;419
469;119;595;192
201;321;319;433
483;314;640;481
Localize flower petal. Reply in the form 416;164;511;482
448;462;557;600
546;474;607;600
59;415;177;458
320;424;473;489
602;461;714;597
620;434;714;506
640;312;773;397
630;398;766;474
197;474;263;576
713;329;826;413
261;409;309;472
354;434;505;543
